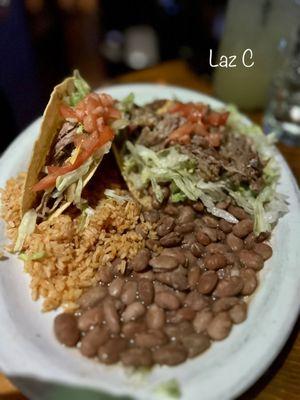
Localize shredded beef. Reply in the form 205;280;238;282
54;122;77;156
127;101;265;193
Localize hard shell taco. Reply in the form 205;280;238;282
16;71;121;251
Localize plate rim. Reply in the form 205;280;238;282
0;83;299;400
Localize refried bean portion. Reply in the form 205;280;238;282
54;186;272;367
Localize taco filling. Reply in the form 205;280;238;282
116;98;288;235
16;72;122;252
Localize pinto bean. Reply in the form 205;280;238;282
137;279;154;305
121;348;153;367
96;266;114;284
201;227;218;242
239;249;264;270
216;198;231;209
190;242;205;257
225;252;238;266
121;281;137;305
204;253;227;270
145;239;160;251
193;308;214;333
192;201;204;212
203;215;219;228
129;249;151;272
78;286;107;310
77;305;104;331
164;203;179;216
219;219;232;233
244;232;256;249
228;205;249;220
213;276;243;297
133;270;155;281
188;266;201;288
175;222;195;234
253;243;273;260
80;326;109;357
256;231;270;242
160;232;182;247
103;298;120;334
184;290;210;311
149;254;179;271
54;313;80;347
240;268;258;295
143;210;159;223
226;233;244;252
135;224;147;239
135;330;168;348
166;307;196;324
108;277;125;298
157;216;175;237
207;312;232;340
198;271;218;294
152;197;162;210
229;302;247;324
155;266;188;291
196;230;211;246
155;291;181;310
182;232;196;247
122;302;146;322
122;320;147;339
212;297;239;313
206;243;230;254
183;250;199;268
216;229;226;241
181;333;211;358
153;344;187;366
232;219;254;238
164;321;194;341
178;206;195;224
146;304;165;330
98;337;127;364
161;247;187;266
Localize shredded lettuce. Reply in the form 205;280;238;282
123;119;288;233
19;251;46;261
55;158;94;195
77;206;94;231
154;379;181;399
68;70;90;107
124;142;238;223
104;189;132;203
118;92;135;113
14;209;37;252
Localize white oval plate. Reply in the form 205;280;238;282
0;84;299;400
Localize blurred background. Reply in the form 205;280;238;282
1;0;300;151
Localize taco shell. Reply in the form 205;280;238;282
21;77;75;216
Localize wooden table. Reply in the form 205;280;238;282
2;60;299;400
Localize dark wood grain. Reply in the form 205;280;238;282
2;60;299;400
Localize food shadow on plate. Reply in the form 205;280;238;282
8;376;132;400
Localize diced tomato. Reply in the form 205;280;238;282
83;114;97;132
166;101;228;146
60;104;77;120
205;111;229;127
107;107;121;120
33;91;120;193
32;173;58;192
193;122;209;137
166;122;195;144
